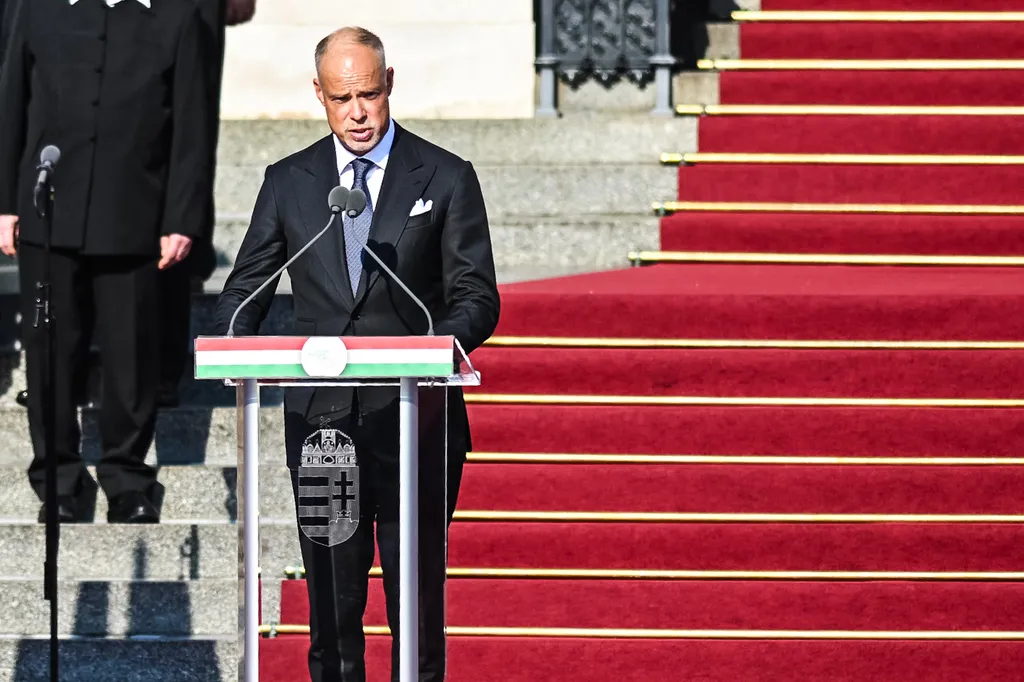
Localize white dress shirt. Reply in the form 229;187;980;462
69;0;152;7
333;120;396;208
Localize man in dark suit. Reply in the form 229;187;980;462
0;0;212;523
215;26;499;682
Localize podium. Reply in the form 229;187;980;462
194;335;480;682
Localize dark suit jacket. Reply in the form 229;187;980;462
0;0;212;256
215;124;500;461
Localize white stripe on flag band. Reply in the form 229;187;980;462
194;348;453;366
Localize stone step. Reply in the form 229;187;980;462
0;522;300;582
0;579;236;637
0;465;297;524
0;636;235;682
0;405;285;468
215;117;697;168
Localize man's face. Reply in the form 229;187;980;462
314;43;394;155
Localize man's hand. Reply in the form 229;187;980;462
225;0;256;26
159;234;193;270
0;215;19;257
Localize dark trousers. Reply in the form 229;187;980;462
157;263;196;396
286;389;463;682
19;244;160;500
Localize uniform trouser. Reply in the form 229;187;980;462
19;244;160;500
286;389;462;682
156;262;195;396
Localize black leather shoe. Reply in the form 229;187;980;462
107;491;160;524
38;496;78;523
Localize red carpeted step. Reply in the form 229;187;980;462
457;463;1024;515
676;163;1024;205
278;578;1024;631
446;522;1024;572
761;0;1024;10
740;23;1024;59
469;346;1024;398
696;115;1024;155
468;404;1024;457
493;264;1024;340
261;635;1024;682
659;213;1024;257
719;71;1024;106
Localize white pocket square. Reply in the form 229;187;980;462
409;199;432;217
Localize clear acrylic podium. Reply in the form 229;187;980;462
194;335;480;682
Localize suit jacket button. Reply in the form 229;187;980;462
351;313;360;321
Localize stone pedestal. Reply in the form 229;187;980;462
220;0;536;120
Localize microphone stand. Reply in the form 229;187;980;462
33;173;59;682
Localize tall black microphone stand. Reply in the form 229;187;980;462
33;167;59;682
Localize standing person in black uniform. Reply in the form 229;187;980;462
0;0;212;523
157;0;256;406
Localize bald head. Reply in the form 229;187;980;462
315;27;387;79
313;26;395;155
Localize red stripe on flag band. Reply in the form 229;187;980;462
194;336;455;352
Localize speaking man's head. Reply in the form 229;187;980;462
313;27;394;156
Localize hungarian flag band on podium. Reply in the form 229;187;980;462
194;335;469;380
194;332;479;682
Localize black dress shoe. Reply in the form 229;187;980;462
107;491;160;524
38;496;78;523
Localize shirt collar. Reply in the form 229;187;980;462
333;119;396;176
69;0;152;7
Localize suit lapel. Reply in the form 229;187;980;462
355;125;437;302
291;136;355;311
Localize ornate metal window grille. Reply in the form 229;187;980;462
536;0;674;115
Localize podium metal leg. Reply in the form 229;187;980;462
238;379;261;682
399;377;419;682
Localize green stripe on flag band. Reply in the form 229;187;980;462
195;362;454;379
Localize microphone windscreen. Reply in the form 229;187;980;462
40;145;61;165
345;189;368;217
328;185;350;212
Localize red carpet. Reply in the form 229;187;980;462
263;5;1024;678
279;578;1024;630
445;522;1024;572
677;164;1024;205
456;463;1024;514
494;265;1024;341
660;213;1024;257
467;405;1024;457
260;637;1024;682
741;23;1024;59
761;0;1024;9
470;346;1024;397
719;71;1024;106
696;116;1024;154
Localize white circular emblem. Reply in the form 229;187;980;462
300;336;348;377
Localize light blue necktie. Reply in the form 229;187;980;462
345;158;375;295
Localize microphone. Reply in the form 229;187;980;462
226;186;350;337
345;188;434;335
33;146;61;209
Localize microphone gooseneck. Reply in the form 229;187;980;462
226;186;350;337
345;188;435;336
